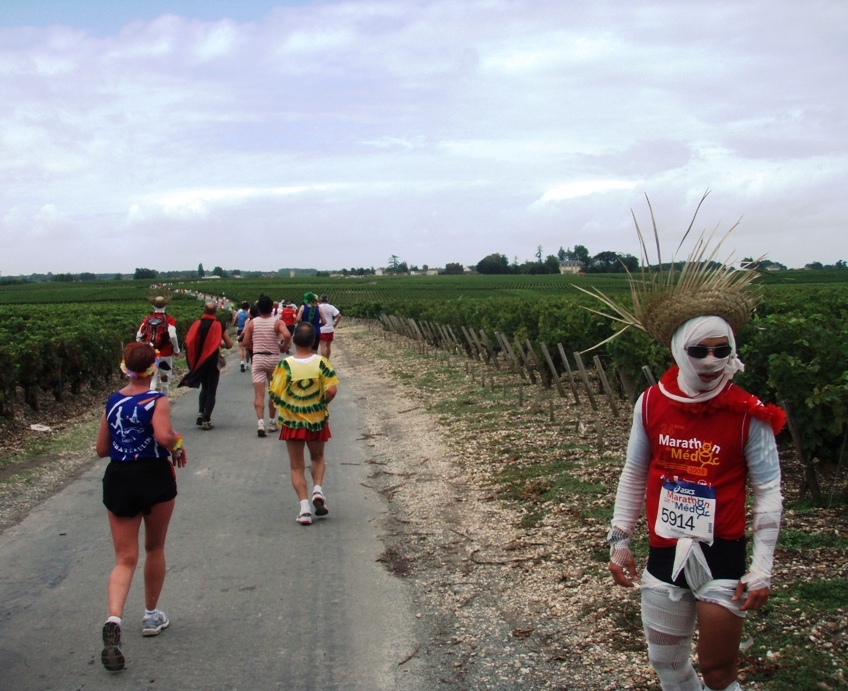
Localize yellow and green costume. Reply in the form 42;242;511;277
269;355;338;431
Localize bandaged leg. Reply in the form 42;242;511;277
157;356;173;396
641;574;701;691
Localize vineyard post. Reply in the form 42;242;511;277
572;351;599;411
782;400;823;504
513;338;537;385
480;367;486;388
446;325;463;355
556;343;581;405
592;354;620;418
531;387;541;414
479;330;499;369
469;328;488;364
641;365;657;387
539;343;568;400
459;326;478;360
617;367;638;405
524;339;546;387
496;332;523;377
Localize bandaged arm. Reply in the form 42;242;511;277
608;395;651;566
742;416;783;590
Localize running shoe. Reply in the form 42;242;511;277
296;511;313;525
312;491;329;517
142;610;170;637
240;361;245;372
201;421;214;431
268;420;278;433
101;621;125;672
196;414;204;426
257;420;266;437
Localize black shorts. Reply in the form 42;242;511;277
103;457;177;517
647;537;747;588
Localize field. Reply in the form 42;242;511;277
1;271;847;480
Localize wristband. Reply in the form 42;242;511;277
171;433;183;451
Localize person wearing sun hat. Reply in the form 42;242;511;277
136;292;180;396
582;195;785;691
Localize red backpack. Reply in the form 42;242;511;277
140;313;171;351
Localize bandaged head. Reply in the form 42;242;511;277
669;315;745;401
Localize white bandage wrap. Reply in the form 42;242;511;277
607;527;633;567
742;476;782;591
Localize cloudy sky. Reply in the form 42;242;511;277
1;0;845;275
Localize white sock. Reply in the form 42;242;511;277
106;615;122;626
300;499;310;513
312;485;322;496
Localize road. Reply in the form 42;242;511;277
0;344;427;690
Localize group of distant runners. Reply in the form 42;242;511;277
97;290;341;672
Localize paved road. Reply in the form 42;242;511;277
0;346;426;690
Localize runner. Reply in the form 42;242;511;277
96;342;187;672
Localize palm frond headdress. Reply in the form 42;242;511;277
576;191;761;348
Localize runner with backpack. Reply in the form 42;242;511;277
136;293;180;396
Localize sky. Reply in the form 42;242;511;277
1;0;846;275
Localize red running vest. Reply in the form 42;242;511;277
641;382;751;548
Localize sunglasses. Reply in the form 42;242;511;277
685;344;733;359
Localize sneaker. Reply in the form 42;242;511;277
312;491;329;517
240;362;245;372
142;610;170;637
296;511;313;525
257;420;266;437
201;421;214;431
268;420;278;433
101;621;125;672
196;414;204;427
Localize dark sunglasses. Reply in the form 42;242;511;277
685;344;733;359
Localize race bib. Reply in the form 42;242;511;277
655;478;716;543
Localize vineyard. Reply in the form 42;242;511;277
1;273;847;503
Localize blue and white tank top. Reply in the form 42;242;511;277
105;391;170;461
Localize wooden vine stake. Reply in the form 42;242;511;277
556;343;581;405
572;351;598;411
592;355;620;418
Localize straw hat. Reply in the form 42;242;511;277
577;192;761;348
147;291;172;308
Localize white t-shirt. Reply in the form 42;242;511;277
318;303;340;333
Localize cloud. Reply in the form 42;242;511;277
0;0;846;274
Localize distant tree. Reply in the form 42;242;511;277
422;264;429;271
79;272;97;281
544;255;561;273
388;255;400;270
557;246;567;261
535;245;543;262
198;263;205;278
212;266;228;278
835;260;847;270
53;273;74;282
409;265;419;272
805;261;824;270
134;268;158;280
476;253;510;274
397;261;409;273
443;262;465;275
113;273;123;280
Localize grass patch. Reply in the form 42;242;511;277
778;529;848;551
